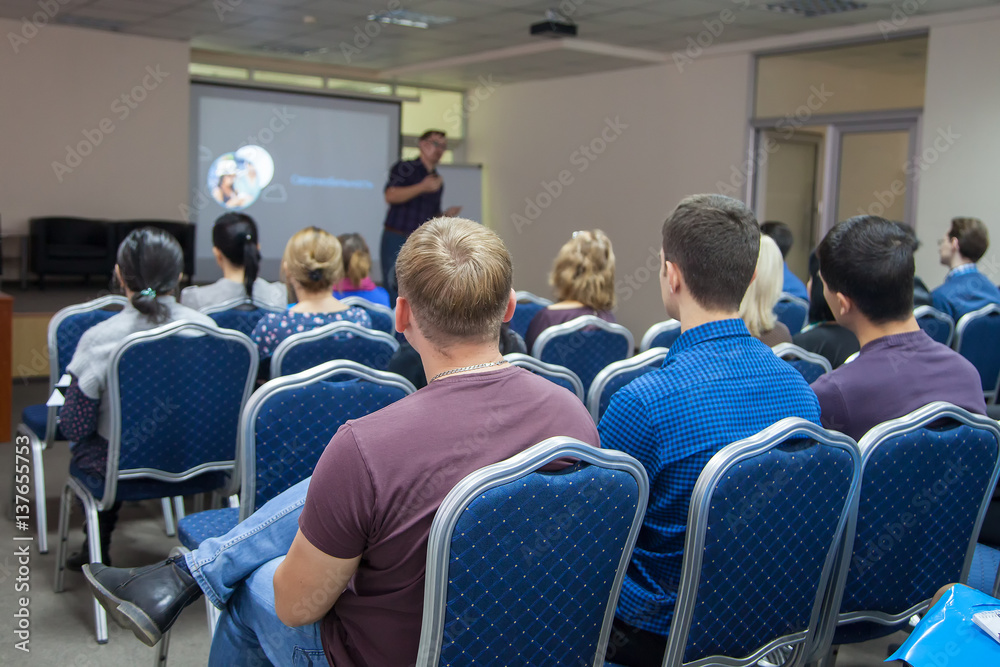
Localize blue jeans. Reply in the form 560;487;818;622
182;478;326;666
379;227;408;306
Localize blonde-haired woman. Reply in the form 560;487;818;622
251;227;371;361
525;229;617;351
332;233;390;308
740;234;792;347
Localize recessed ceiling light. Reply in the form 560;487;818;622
366;10;455;29
303;15;317;24
761;0;868;17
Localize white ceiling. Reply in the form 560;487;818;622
4;0;998;87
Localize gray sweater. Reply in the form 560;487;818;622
180;277;286;311
65;297;216;440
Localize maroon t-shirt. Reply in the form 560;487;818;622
297;365;600;667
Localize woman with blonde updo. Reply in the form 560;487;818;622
251;227;371;361
332;233;390;308
525;229;617;351
739;234;792;347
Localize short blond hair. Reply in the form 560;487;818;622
550;230;616;311
396;217;512;344
282;227;343;294
739;235;783;337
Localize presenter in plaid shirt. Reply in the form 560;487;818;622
600;195;821;667
380;129;462;304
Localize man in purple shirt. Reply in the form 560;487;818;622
380;129;462;303
84;218;598;666
811;215;986;441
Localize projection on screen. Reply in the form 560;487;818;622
189;83;400;281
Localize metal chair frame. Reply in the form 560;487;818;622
270;320;399;377
514;290;554;306
198;295;286;315
771;343;833;380
15;295;127;554
503;352;585;401
665;419;862;667
415;437;649;667
639;320;681;353
953;303;1000;402
775;293;810;335
913;305;955;348
336;296;395;334
586;347;669;422
531;316;634;394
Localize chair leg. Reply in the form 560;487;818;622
155;629;170;666
31;435;48;554
172;496;185;522
53;484;74;593
161;498;176;537
84;501;109;643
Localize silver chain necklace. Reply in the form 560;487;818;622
429;359;508;383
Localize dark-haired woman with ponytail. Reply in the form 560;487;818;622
180;213;286;311
58;227;218;570
332;233;390;308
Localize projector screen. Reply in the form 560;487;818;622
189;82;400;282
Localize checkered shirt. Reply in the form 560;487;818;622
599;318;821;636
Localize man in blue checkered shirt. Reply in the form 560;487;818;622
601;194;821;667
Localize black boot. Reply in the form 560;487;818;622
83;555;202;647
67;503;120;572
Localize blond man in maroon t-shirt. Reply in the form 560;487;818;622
85;218;599;666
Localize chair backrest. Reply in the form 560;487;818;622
531;315;634;395
954;304;1000;400
202;296;285;337
103;321;258;506
415;437;648;667
914;305;955;347
45;295;128;441
587;347;668;422
239;360;415;520
338;296;395;334
509;291;553;339
640;320;682;352
503;353;585;400
774;294;810;336
271;321;399;377
814;402;1000;652
664;419;861;667
771;343;833;384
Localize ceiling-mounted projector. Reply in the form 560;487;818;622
531;9;577;37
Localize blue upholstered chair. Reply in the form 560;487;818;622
338;295;395;334
639;319;681;352
509;291;553;340
414;437;648;667
15;295;127;554
201;296;284;337
774;293;810;336
531;316;634;396
914;305;955;347
503;352;585;401
771;343;833;384
606;419;861;667
159;360;416;660
968;543;1000;598
53;321;258;643
954;304;1000;402
587;347;668;423
270;320;399;377
808;402;1000;664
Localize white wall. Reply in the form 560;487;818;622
467;55;752;338
914;17;1000;288
0;20;190;239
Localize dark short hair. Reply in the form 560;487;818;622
662;194;760;312
807;250;835;323
948;217;989;261
760;221;794;258
419;129;446;142
818;216;917;323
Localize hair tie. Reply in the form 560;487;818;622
245;234;252;241
139;287;156;298
308;269;322;282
